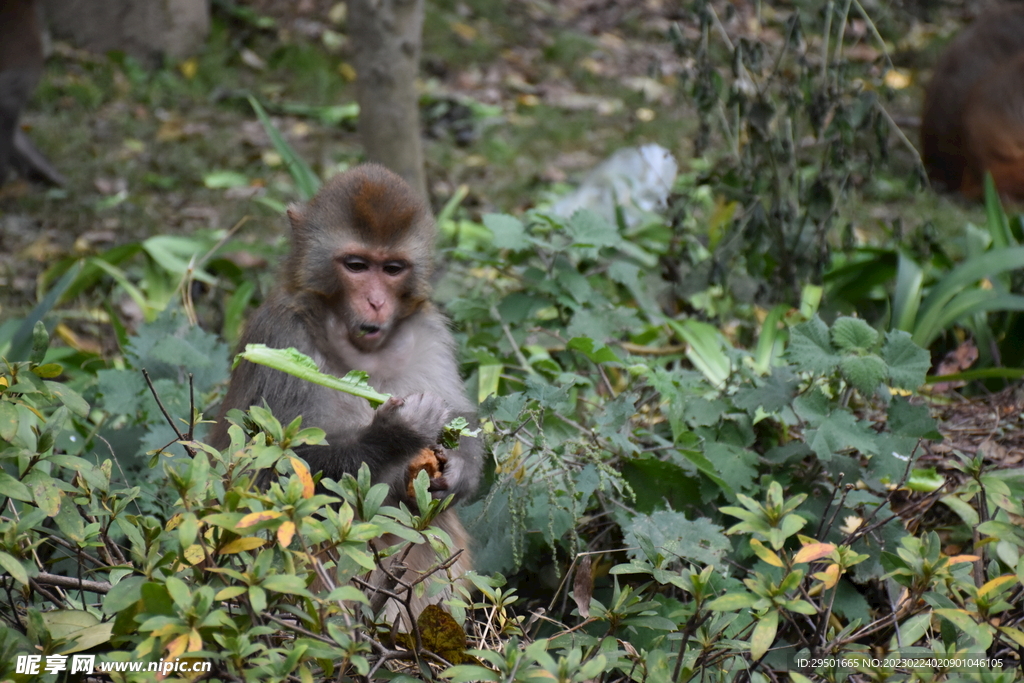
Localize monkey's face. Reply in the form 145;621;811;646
334;248;415;351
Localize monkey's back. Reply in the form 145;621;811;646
921;5;1024;196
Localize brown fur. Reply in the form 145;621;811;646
921;5;1024;199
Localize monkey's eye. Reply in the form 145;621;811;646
342;257;369;273
383;261;407;276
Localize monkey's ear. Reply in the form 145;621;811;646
286;204;304;231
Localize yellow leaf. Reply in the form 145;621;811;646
237;510;282;528
289;457;315;499
151;624;181;639
883;69;911;89
450;21;477;41
166;633;188;660
794;542;835;564
179;58;199;79
188;629;202;653
749;538;784;568
839;516;863;534
165;513;183;531
978;574;1016;599
998;626;1024;647
338;62;356;81
813;564;841;589
277;520;296;548
183;544;205;565
219;537;266;554
947;554;980;566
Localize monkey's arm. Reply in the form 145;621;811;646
293;393;451;504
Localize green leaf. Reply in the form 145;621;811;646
30;321;50;365
443;665;501;682
203;170;250;189
887;398;940;439
248;95;320;200
787;317;839;374
262;574;311;596
882;330;930;390
624;512;730;568
831;317;878;352
103;576;146;615
7;261;82;362
706;591;757;611
483;213;530;251
982;174;1014;249
0;401;17;442
237;344;390;407
0;472;32;502
45;382;90;418
906;468;944;492
913;247;1024;347
805;410;879;461
0;551;30;585
892;253;924;333
667;318;731;387
933;608;993;650
839;354;887;395
566;336;620;363
749;609;779;660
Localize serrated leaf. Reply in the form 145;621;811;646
839;354;888;395
882;330;930;390
806;410;879;461
483;213;530;251
831;317;878;352
787;317;839;374
887;398;940;438
566;336;619;363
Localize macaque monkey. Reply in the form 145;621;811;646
0;0;64;186
920;5;1024;200
209;163;481;618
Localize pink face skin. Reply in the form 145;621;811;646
334;246;412;351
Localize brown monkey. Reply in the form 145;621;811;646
920;5;1024;200
209;163;481;618
0;0;64;186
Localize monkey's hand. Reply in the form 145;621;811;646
406;446;449;498
377;393;451;442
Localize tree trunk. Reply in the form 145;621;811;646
348;0;427;199
41;0;210;65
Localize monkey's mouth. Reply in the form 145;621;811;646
358;324;383;338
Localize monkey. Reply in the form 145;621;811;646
209;163;481;620
920;5;1024;200
0;0;65;187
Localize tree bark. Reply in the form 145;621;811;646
348;0;427;199
42;0;210;65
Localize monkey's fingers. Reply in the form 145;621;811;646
428;476;450;495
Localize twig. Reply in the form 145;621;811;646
33;572;112;594
142;368;196;457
